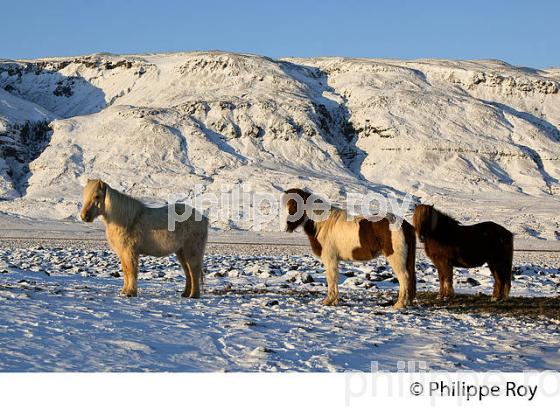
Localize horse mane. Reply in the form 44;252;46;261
104;185;144;227
320;206;349;224
432;207;460;228
426;205;461;243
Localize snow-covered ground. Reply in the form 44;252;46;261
1;232;558;372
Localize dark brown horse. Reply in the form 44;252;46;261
413;204;513;301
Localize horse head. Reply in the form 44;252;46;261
81;179;108;222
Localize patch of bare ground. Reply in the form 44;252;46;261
416;291;560;320
207;287;560;320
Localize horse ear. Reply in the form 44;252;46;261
98;180;106;193
430;207;438;232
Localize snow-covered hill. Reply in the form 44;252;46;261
0;52;559;237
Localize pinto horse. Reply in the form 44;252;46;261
283;188;416;309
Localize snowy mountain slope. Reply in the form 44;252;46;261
0;52;559;236
0;88;55;199
290;58;560;195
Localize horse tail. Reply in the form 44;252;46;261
403;220;417;300
503;229;514;297
200;215;209;288
407;222;417;300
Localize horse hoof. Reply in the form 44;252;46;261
322;298;338;306
181;291;200;298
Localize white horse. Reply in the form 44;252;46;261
80;179;208;297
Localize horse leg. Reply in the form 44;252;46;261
321;255;339;306
387;252;413;309
120;261;129;295
491;273;502;301
502;269;512;300
435;261;454;300
442;265;454;299
490;262;511;302
496;267;511;301
487;262;502;301
119;248;138;297
186;256;203;299
176;249;192;298
434;260;448;299
496;245;513;301
179;246;203;299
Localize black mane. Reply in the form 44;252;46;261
430;207;461;243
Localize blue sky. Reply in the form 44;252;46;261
2;0;558;68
